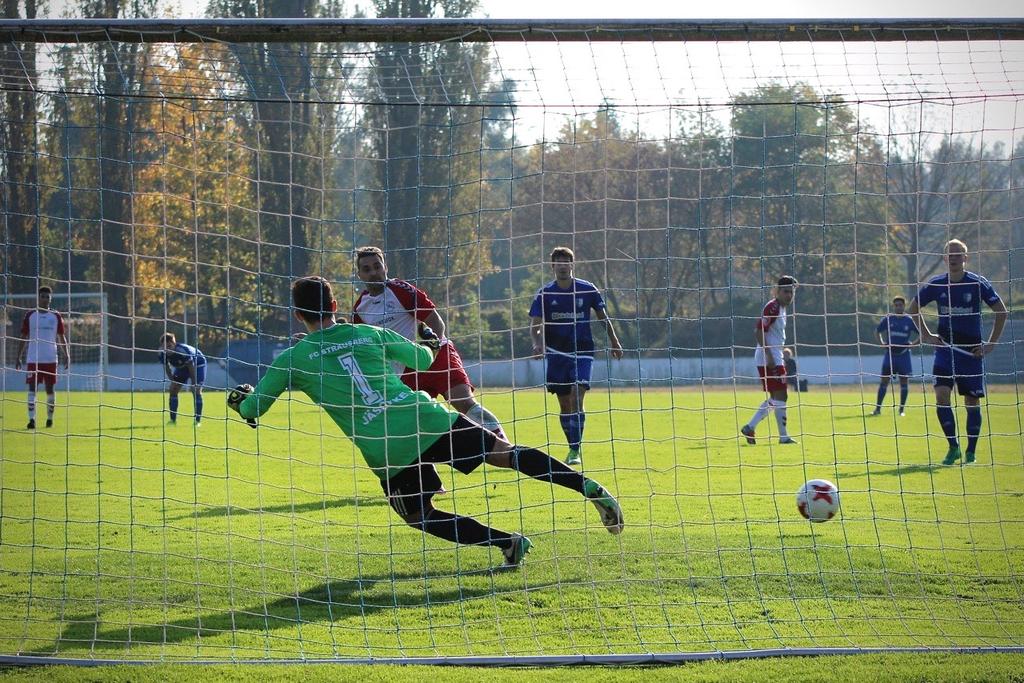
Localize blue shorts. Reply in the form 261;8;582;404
932;346;985;398
171;359;207;387
545;353;593;395
881;351;913;377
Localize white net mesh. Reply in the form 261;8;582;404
0;20;1022;664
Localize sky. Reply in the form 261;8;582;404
36;0;1024;145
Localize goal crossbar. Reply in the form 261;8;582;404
0;18;1022;44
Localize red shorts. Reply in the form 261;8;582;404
401;342;473;399
26;362;59;388
758;365;787;393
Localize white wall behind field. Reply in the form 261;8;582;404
3;352;1019;392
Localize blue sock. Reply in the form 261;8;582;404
169;395;179;421
194;393;204;421
936;405;958;449
560;413;582;450
578;412;586;447
899;384;909;410
965;406;982;455
875;383;888;409
559;414;572;447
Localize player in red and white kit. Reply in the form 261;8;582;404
15;286;70;430
741;276;798;445
352;246;507;439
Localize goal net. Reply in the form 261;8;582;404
0;18;1022;665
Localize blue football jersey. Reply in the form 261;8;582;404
915;271;1001;346
160;342;203;369
529;278;607;355
876;314;919;354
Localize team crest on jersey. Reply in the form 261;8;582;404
964;293;972;302
577;297;584;307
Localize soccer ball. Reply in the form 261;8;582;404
796;479;840;523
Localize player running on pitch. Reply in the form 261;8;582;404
228;276;623;568
871;296;919;417
740;275;798;445
908;239;1007;465
15;286;70;429
352;246;507;439
159;332;207;426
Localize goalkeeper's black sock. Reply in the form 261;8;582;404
511;446;586;494
169;395;178;421
418;509;512;548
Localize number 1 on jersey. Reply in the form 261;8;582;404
337;353;384;405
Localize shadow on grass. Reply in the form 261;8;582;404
169;497;388;521
41;570;550;654
830;412;884;421
841;463;944;478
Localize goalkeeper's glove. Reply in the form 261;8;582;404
417;321;442;352
227;383;258;428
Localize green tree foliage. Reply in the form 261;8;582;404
364;0;502;332
8;34;1017;363
1;0;38;295
501;86;892;357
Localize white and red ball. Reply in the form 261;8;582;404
796;479;840;523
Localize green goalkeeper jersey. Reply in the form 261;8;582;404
238;322;458;480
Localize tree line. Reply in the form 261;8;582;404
3;1;1021;361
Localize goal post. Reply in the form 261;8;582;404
0;17;1022;666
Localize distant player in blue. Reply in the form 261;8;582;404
871;296;919;417
159;332;207;425
530;247;623;467
909;239;1007;465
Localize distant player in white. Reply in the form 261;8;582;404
15;286;70;429
741;276;798;445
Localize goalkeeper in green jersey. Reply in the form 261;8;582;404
228;276;623;567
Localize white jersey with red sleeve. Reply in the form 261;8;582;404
753;298;786;367
21;309;65;363
352;279;439;342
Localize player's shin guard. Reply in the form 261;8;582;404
27;391;36;420
899;384;909;410
748;400;770;429
936;404;958;448
511;446;586;494
772;399;789;438
875;383;888;409
467;403;505;439
194;393;204;421
417;508;512;547
965;406;982;455
559;414;582;450
169;395;179;422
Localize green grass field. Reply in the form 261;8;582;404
0;386;1022;669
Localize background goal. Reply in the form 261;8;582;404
1;292;108;391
